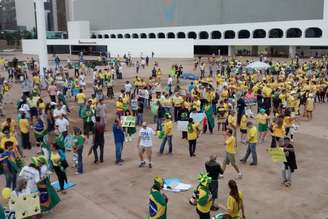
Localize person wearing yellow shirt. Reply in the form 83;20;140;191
159;114;173;155
76;89;86;117
256;108;269;144
115;97;124;118
219;180;245;219
305;94;315;120
270;118;285;148
240;121;258;165
216;100;227;133
239;113;248;144
0;127;19;155
221;87;229;100
222;129;242;179
262;85;272;113
227;111;237;131
172;93;184;122
1;117;16;135
187;118;199;157
19;113;31;150
195;173;212;219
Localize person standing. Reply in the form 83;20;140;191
282;137;297;187
96;98;107;124
187;118;200;157
48;82;58;103
240;122;258;166
93;117;105;163
196;173;212;219
82;100;95;139
73;128;85;175
76;89;86;118
50;143;68;194
205;155;223;211
137;122;154;168
19;113;31;150
222;129;242;179
149;176;168;219
112;119;125;165
159;114;173;155
55;113;69;138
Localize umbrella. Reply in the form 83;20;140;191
247;61;270;70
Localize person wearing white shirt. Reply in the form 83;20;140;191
55;114;69;136
19;164;40;193
124;81;133;94
137;122;155;168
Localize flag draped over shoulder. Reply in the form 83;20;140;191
37;177;61;212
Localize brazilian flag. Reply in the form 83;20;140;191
149;189;167;219
37;177;61;212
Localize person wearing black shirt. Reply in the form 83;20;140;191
237;95;246;126
92;117;105;163
205;155;223;211
282;137;297;187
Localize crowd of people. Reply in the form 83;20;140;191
0;53;327;218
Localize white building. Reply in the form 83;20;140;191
22;0;328;58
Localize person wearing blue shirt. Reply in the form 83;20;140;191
112;119;125;165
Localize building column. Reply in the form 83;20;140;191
289;46;296;58
35;0;48;79
228;46;235;56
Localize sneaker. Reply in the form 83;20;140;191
219;174;224;179
250;163;257;166
148;163;152;168
240;159;246;164
237;173;243;179
75;172;82;175
138;161;146;168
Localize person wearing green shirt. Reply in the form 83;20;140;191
73;128;85;174
81;100;95;138
149;176;168;219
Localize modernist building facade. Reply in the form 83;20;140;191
22;0;328;58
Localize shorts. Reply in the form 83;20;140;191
224;152;236;165
240;129;247;134
258;123;268;132
139;146;152;153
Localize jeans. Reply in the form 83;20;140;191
188;139;197;156
137;113;143;126
115;141;124;162
77;146;83;173
5;172;17;190
242;143;257;164
156;117;163;131
160;136;173;154
78;104;85;117
93;141;104;162
282;166;292;182
174;107;181;122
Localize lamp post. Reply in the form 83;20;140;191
35;0;48;79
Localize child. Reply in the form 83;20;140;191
239;113;248;144
282;137;297;187
256;108;269;144
73;127;85;175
